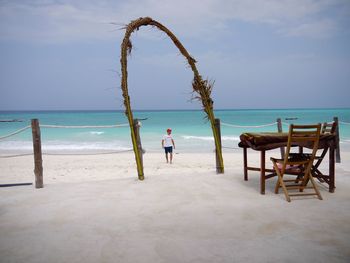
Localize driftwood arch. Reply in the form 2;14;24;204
120;17;224;180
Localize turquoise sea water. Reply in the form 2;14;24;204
1;109;350;153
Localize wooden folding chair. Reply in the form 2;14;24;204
270;124;322;202
322;121;336;134
311;121;337;183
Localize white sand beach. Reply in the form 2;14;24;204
1;151;350;263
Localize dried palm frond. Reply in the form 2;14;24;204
119;17;224;179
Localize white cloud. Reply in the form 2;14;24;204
283;19;337;39
0;0;348;43
0;1;123;43
227;0;332;22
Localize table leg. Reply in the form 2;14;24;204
243;147;248;181
260;150;266;195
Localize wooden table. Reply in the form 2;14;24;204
238;132;336;195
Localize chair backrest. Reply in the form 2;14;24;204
321;121;336;134
284;124;322;167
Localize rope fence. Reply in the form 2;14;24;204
0;125;31;140
0;119;133;188
221;120;281;151
40;123;128;129
0;123;129;141
42;149;133;156
0;116;346;188
221;120;350;129
221;121;278;128
0;149;134;159
0;153;33;158
0;122;130;159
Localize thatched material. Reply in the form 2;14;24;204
120;17;224;179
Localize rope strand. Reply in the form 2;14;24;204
221;121;277;128
0;149;134;158
0;153;33;158
42;149;133;156
0;126;31;140
40;123;129;129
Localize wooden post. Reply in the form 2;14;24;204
214;118;224;174
31;119;43;188
133;119;144;180
277;118;285;159
243;147;248;181
260;150;266;195
329;140;336;193
333;117;341;163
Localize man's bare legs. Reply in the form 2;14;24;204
165;153;173;164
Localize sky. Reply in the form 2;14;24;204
0;0;350;111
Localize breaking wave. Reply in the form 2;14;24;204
182;135;240;141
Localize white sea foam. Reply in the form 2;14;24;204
341;139;350;144
0;140;33;151
182;135;213;141
222;136;240;141
89;131;105;135
0;140;131;153
182;135;240;141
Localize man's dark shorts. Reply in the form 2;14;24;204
164;146;173;154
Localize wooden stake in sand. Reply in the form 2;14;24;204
120;17;224;180
31;119;43;188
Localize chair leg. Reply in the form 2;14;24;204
297;169;323;201
299;169;310;192
273;163;291;202
296;173;304;192
279;175;291;202
308;172;323;200
273;163;281;194
274;177;280;194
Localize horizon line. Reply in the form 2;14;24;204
1;107;349;112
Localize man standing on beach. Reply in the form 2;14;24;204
162;128;175;164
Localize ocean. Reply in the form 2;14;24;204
1;109;350;154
